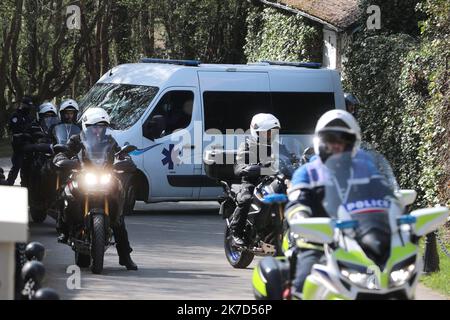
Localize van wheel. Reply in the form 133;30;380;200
224;225;254;269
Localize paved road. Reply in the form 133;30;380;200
1;157;447;300
30;202;260;300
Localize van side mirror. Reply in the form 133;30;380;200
143;115;166;140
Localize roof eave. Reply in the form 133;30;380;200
258;0;344;32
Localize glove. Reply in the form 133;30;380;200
241;165;261;178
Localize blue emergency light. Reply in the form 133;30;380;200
140;58;201;67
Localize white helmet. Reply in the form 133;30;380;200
37;102;57;121
81;108;111;131
313;109;361;160
59;99;79;112
59;99;79;121
250;113;281;141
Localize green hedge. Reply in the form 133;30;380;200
344;0;450;207
343;33;416;189
244;6;322;63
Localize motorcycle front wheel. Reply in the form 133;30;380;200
224;225;254;269
90;214;106;274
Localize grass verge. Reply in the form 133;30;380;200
420;227;450;297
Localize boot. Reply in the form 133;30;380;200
119;253;138;271
113;218;137;270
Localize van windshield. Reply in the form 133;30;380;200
79;83;159;130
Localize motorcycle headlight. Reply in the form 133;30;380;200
84;172;98;186
341;269;380;290
100;173;112;185
390;264;415;287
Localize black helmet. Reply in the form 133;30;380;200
301;147;315;164
344;93;360;113
21;260;46;284
31;288;60;300
25;242;46;261
21;95;34;106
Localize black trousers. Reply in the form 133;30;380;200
293;249;323;293
113;215;133;258
61;201;133;259
229;183;255;236
7;150;24;186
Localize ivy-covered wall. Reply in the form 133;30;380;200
244;5;322;63
344;0;450;207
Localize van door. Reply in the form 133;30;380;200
141;87;200;199
197;71;271;199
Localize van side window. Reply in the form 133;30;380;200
203;91;335;134
144;91;194;139
203;91;271;133
271;92;335;134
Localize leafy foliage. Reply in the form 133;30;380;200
345;0;450;207
244;6;322;63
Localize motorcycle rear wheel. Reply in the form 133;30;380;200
90;214;106;274
224;225;254;269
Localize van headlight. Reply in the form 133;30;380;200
390;264;415;287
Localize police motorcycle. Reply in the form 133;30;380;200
24;108;61;223
54;126;137;274
204;137;301;269
252;150;449;300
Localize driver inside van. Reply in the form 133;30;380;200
165;99;193;134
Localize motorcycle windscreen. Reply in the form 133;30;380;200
53;124;81;145
80;125;115;167
360;142;400;192
322;151;395;268
40;116;60;134
275;136;302;179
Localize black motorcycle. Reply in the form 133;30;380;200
54;130;136;274
204;143;300;269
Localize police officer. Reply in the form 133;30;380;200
53;108;138;270
344;93;361;115
285;110;384;299
231;113;281;247
0;168;7;185
6;96;35;186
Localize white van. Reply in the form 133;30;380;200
79;59;345;203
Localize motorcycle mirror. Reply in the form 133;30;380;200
115;145;137;157
56;159;80;171
395;189;417;207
